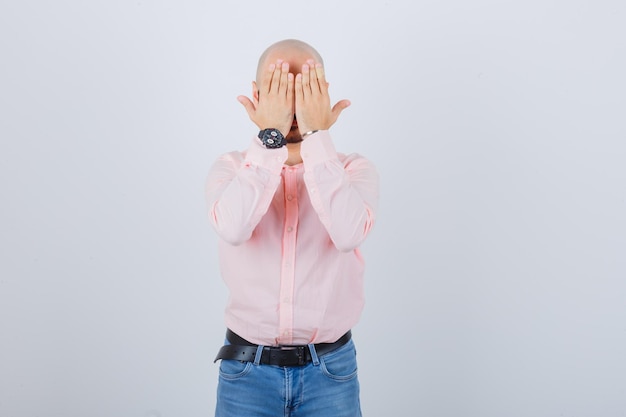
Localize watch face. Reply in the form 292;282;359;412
266;131;279;145
259;129;285;149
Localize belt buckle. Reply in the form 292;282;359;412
279;345;306;366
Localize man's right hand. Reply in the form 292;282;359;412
237;60;294;137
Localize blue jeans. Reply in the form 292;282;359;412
215;339;362;417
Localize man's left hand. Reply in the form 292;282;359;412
295;60;350;135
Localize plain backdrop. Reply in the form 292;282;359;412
1;1;625;416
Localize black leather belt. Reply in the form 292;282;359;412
214;329;352;367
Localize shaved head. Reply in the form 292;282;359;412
250;39;329;145
256;39;324;84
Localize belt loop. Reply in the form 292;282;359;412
253;345;264;366
307;343;320;366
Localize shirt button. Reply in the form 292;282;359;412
287;226;293;232
287;194;293;201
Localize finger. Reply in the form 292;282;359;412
261;63;276;95
309;62;320;94
237;95;256;119
279;61;289;97
295;72;304;105
270;59;283;94
287;72;294;105
301;63;311;97
315;63;329;92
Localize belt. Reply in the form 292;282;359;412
214;329;352;367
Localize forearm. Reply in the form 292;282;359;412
206;138;287;245
301;132;379;252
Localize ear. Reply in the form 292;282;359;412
252;81;259;105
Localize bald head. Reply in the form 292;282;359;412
256;39;324;84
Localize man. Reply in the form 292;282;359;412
205;39;379;417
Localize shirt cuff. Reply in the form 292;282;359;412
244;136;288;173
300;130;337;167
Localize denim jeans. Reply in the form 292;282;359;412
215;338;362;417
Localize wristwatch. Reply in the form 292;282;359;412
258;128;286;149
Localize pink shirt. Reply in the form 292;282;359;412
205;131;379;346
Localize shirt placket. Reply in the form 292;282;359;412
277;167;299;345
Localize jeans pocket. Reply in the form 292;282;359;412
219;359;253;380
319;340;358;381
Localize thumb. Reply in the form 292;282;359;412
237;95;256;119
331;99;351;122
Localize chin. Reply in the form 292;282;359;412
285;127;303;144
286;136;303;144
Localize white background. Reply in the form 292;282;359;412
1;1;625;416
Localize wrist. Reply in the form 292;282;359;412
301;129;320;139
259;126;288;137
